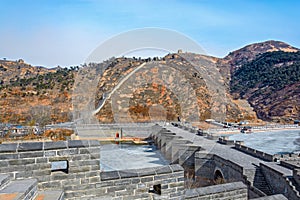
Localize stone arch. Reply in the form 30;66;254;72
214;168;225;184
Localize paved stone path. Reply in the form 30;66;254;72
166;125;268;170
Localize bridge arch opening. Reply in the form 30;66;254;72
214;169;225;184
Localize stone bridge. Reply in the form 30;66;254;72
152;123;299;200
0;122;299;199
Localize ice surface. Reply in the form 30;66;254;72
100;143;169;171
229;129;300;154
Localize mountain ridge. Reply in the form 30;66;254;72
0;40;299;124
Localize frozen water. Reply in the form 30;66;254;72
100;143;169;172
229;129;300;155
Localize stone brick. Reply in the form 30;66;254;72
61;179;81;186
15;170;33;179
51;173;69;180
0;160;9;167
33;169;51;176
136;167;156;177
114;179;131;186
92;187;108;195
74;183;96;190
44;141;67;150
71;154;90;161
155;165;172;174
154;174;172;180
0;143;18;153
69;166;90;173
0;153;18;160
48;156;69;162
135;187;149;194
119;170;139;179
80;178;89;185
34;163;51;169
57;149;78;156
36;175;51;182
90;165;100;171
90;153;100;160
123;193;150;200
18;142;43;151
76;160;100;166
19;151;44;158
36;157;48;163
41;180;62;188
161;188;177;195
8;158;35;165
115;189;133;196
101;171;120;181
79;147;100;155
131;177;141;184
3;165;23;172
177;177;185;182
68;140;90;148
85;171;99;178
170;164;184;172
107;185;126;193
137;183;148;189
141;176;154;183
89;176;100;183
73;173;85;179
96;180;114;188
166;179;182;186
44;150;57;157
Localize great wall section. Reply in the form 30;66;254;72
0;123;299;200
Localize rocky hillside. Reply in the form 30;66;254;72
0;59;77;125
230;51;300;122
93;54;258;123
0;40;299;124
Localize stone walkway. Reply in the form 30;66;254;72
166;125;274;171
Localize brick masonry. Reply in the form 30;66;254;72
0;127;254;200
0;140;186;199
260;163;300;200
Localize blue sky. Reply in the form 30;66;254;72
0;0;299;67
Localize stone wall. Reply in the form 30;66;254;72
235;143;275;162
194;151;244;184
0;140;189;199
151;127;201;168
213;154;244;182
0;140;101;199
98;164;185;199
260;163;300;200
275;153;299;161
194;151;215;186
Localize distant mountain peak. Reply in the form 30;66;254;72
224;40;299;69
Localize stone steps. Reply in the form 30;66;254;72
288;177;300;193
0;174;10;189
253;168;272;196
0;179;37;200
34;190;64;200
0;174;64;200
244;167;272;196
